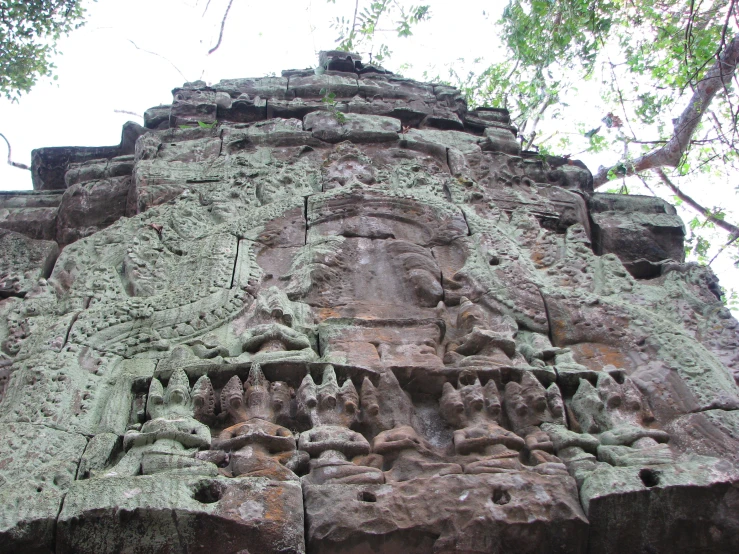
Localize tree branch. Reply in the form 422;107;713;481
127;39;189;82
654;167;739;239
113;109;143;118
208;0;234;55
708;233;739;265
593;33;739;187
523;93;553;150
0;132;29;170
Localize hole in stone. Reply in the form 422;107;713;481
489;256;500;266
639;468;660;488
36;487;43;493
492;489;511;505
192;481;224;504
358;491;377;503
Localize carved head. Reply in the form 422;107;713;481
571;378;611;433
146;368;194;419
440;381;466;428
483;379;502;421
612;376;655;426
546;383;566;426
299;366;358;426
271;381;293;417
621;378;644;413
386;240;443;307
165;368;192;407
504;373;550;432
339;378;359;418
458;371;484;415
221;375;246;421
146;378;165;419
597;373;623;410
457;297;486;333
360;377;380;418
298;373;318;413
242;323;311;354
244;363;272;421
191;375;215;421
257;286;295;327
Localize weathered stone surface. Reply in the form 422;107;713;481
0;230;58;296
304;473;588;553
0;190;62;241
589;193;686;277
1;51;738;554
57;476;305;554
304;112;401;143
0;423;87;554
31;122;146;191
483;125;521;155
56;174;131;244
581;460;739;554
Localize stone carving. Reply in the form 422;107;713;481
104;368;217;477
298;365;384;485
204;364;303;480
504;373;568;474
1;51;738;553
444;296;517;366
571;374;673;468
441;372;524;473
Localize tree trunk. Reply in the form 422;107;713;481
593;33;739;187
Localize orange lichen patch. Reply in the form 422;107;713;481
530;249;547;266
569;342;636;372
551;318;575;346
262;485;290;522
316;307;344;320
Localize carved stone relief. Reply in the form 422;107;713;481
1;51;738;553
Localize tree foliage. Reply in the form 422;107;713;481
327;0;430;63
330;0;739;296
0;1;88;101
420;1;739;275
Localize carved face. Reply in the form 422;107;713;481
222;377;245;417
621;379;644;413
572;379;611;433
245;385;272;421
387;241;444;308
458;299;486;334
525;387;547;414
546;384;566;426
340;386;359;416
440;382;467;428
271;381;292;414
461;383;484;414
597;374;623;409
166;385;189;407
484;381;502;421
504;377;551;431
318;385;338;411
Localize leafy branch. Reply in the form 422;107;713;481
594;33;739;186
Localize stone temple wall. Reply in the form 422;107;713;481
1;51;738;553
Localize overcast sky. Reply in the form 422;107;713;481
0;0;500;190
0;0;736;305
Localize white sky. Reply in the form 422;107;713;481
0;0;736;304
